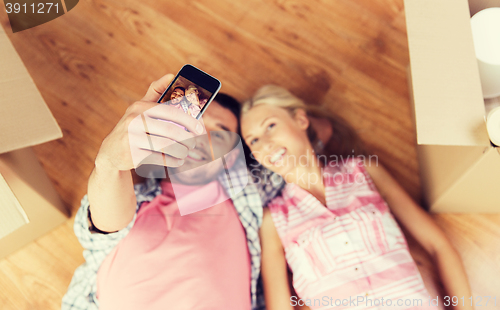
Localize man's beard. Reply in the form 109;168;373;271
169;160;224;186
168;143;223;186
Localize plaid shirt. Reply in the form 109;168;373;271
62;161;283;310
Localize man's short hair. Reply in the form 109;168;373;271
213;93;255;165
213;93;243;151
213;93;241;123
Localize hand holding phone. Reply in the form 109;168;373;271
95;74;203;175
129;65;220;177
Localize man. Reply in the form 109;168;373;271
62;74;282;310
169;86;185;105
164;85;192;115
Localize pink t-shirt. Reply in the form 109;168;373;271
96;180;251;310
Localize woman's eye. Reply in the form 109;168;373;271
267;123;276;130
250;138;258;145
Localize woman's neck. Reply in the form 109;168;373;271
286;153;326;205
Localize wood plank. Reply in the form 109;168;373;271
0;0;498;308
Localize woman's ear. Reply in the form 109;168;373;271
309;115;333;145
294;108;310;131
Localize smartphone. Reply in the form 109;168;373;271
157;64;221;120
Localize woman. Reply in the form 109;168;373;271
185;85;202;118
240;85;473;310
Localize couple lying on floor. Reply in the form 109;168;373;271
62;73;473;310
165;84;208;117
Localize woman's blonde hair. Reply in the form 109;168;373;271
242;85;365;160
186;85;200;95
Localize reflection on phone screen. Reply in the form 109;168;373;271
158;76;212;119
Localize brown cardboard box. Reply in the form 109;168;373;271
404;0;500;213
0;25;67;259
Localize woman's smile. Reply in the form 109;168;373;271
269;147;287;165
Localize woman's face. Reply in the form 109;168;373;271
185;89;200;106
241;104;311;176
170;88;184;104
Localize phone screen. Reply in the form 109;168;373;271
158;74;216;120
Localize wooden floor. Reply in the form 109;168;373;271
1;0;500;309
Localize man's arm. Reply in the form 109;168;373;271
87;159;136;233
87;74;204;232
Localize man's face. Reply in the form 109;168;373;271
170;88;184;105
169;100;239;185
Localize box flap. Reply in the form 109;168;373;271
0;147;67;259
431;146;500;212
405;0;490;146
0;25;62;154
0;172;29;239
416;144;487;207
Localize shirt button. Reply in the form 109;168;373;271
345;241;348;244
355;267;358;271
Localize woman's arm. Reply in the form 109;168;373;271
287;269;312;310
260;208;294;310
365;163;473;310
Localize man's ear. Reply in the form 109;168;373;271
294;108;309;131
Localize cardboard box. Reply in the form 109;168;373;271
404;0;500;213
0;24;67;259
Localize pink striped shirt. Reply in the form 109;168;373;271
268;158;437;310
